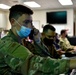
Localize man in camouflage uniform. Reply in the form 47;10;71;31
41;25;61;58
22;25;61;58
0;4;76;75
59;29;76;52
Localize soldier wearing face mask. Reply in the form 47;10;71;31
2;4;76;75
22;24;60;58
41;24;60;58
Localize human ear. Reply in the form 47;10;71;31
10;18;15;26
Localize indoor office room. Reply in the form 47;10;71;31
0;0;76;75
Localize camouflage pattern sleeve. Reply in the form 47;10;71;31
59;41;68;51
59;38;74;51
21;56;70;75
0;38;33;74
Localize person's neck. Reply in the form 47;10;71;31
11;27;18;37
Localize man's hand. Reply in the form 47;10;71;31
57;49;65;55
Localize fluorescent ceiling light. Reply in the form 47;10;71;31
0;4;11;9
58;0;73;5
24;1;41;8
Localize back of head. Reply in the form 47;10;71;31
9;4;33;21
43;24;56;33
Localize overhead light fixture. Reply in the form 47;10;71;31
58;0;73;5
0;4;11;9
24;1;41;8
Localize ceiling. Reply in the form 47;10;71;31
0;0;76;11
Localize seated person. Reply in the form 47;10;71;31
2;4;76;75
22;24;60;59
41;24;61;58
55;33;60;44
59;29;76;53
54;33;65;55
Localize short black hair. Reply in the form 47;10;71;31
9;4;33;21
43;24;56;32
60;29;66;35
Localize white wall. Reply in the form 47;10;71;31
0;11;7;29
0;10;11;30
33;9;74;36
0;9;74;36
5;11;11;30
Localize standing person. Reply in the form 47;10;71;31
1;4;76;75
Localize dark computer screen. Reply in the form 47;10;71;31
46;11;67;24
